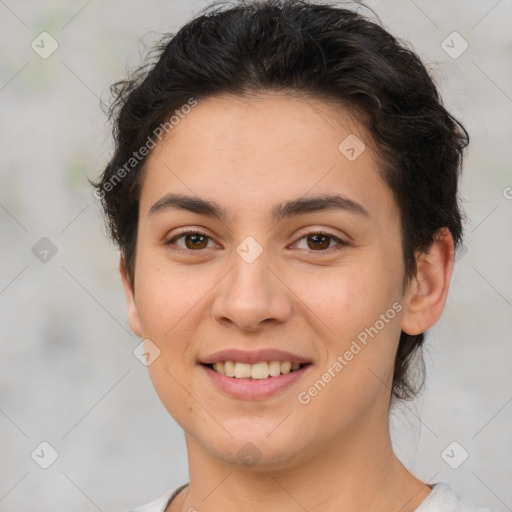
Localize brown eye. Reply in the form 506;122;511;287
165;230;347;254
183;233;209;250
165;230;215;251
294;231;347;252
307;233;331;250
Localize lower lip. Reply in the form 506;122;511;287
200;364;311;400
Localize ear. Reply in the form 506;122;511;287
401;228;455;336
120;255;142;337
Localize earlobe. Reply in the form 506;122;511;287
401;228;455;336
120;256;142;338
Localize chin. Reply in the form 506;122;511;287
201;426;309;470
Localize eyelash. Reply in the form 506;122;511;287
164;229;348;254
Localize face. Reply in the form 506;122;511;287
122;92;412;469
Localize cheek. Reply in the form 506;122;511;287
290;261;392;337
146;358;198;431
134;258;203;337
292;259;403;382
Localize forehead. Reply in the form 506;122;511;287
139;92;397;225
150;92;368;159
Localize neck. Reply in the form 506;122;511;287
172;411;431;512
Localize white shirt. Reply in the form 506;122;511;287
124;482;495;512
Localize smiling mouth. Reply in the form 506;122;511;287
202;361;310;380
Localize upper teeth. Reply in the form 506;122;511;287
213;361;302;379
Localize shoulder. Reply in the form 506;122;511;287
416;482;495;512
122;481;495;512
122;483;189;512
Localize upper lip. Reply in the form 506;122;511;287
200;349;311;365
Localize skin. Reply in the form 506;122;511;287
120;92;454;512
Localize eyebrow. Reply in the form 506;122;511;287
148;193;369;222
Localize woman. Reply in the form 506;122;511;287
93;1;494;511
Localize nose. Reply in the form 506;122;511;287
211;249;292;332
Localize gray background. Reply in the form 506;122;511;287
1;1;511;511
